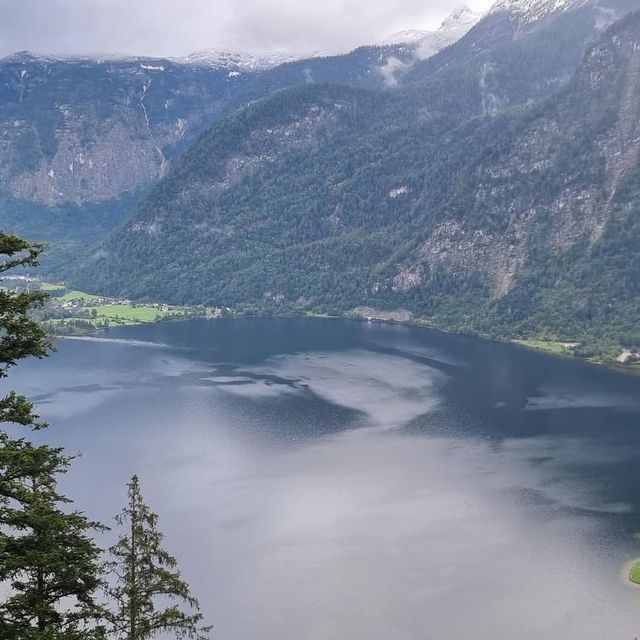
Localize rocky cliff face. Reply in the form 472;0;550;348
0;52;263;207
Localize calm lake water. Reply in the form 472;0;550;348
7;317;640;638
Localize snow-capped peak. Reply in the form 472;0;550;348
489;0;590;24
381;5;483;57
381;29;432;46
176;49;298;71
0;48;299;73
0;51;70;64
440;5;483;31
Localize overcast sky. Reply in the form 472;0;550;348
0;0;494;59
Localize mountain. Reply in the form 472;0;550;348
176;49;298;71
381;6;483;59
69;4;640;356
0;4;485;213
489;0;590;24
0;13;479;269
209;6;486;111
407;0;639;110
0;51;270;208
0;50;273;268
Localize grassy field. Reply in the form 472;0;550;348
85;304;167;322
630;560;640;584
78;304;194;327
48;304;198;332
37;280;219;336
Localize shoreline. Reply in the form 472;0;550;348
56;306;640;376
306;310;640;375
621;560;640;589
32;279;637;375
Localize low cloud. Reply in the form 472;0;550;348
0;0;493;58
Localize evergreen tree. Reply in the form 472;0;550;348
107;475;210;640
0;232;107;639
0;234;49;428
0;440;107;639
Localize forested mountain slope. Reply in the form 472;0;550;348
0;43;416;213
3;0;625;271
0;32;460;269
70;7;640;354
406;0;640;113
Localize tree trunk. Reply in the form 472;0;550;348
130;503;136;640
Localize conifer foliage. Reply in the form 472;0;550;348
0;232;107;640
0;233;49;427
106;475;210;640
0;441;107;639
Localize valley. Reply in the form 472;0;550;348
15;0;631;362
4;1;640;638
2;0;640;361
22;275;640;368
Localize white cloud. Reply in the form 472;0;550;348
0;0;494;58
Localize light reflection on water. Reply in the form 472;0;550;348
4;318;640;639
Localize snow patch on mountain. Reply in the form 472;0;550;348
382;6;483;60
490;0;591;24
0;49;298;73
177;49;298;71
382;29;434;46
440;5;485;32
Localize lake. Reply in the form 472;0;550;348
7;317;640;639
